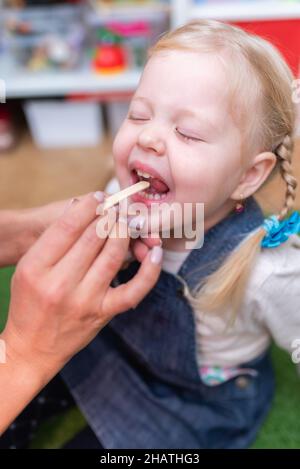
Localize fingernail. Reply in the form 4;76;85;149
150;246;163;264
128;216;145;231
94;191;105;202
63;197;79;214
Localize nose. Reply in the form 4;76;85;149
137;128;165;156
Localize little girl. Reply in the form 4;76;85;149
61;19;300;449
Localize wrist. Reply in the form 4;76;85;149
1;326;62;389
0;330;61;432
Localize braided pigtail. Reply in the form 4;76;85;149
274;135;298;220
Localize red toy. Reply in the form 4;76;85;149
92;27;127;74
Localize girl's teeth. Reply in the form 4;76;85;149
136;169;151;179
138;190;167;201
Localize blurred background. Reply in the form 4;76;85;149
0;0;300;449
0;0;300;214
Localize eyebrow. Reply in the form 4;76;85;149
131;96;153;110
131;97;217;132
174;108;218;133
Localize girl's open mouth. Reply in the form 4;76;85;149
130;168;170;203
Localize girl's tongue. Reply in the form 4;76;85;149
132;169;169;195
147;177;169;194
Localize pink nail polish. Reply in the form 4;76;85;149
94;191;105;202
150;246;163;264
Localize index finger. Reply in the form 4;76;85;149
26;192;104;267
102;247;162;318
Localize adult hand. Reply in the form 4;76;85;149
2;192;162;380
130;235;162;264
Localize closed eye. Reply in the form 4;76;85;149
127;115;149;122
175;128;204;142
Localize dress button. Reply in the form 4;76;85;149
176;286;184;297
235;376;250;389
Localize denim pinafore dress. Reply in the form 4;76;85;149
61;196;275;449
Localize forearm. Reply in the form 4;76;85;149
0;209;39;267
0;330;61;434
0;199;75;267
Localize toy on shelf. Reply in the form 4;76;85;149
1;5;86;72
87;0;169;69
107;20;150;67
92;27;127;74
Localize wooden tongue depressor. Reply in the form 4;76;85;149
96;180;150;215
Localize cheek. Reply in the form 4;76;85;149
112;125;131;166
112;124;136;185
172;156;214;203
171;147;238;206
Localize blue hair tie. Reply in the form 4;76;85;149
261;211;300;248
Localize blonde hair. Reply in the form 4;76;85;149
149;19;298;317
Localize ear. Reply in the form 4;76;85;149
230;151;277;200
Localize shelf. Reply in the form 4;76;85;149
88;0;170;21
188;1;300;23
0;2;168;99
1;67;142;99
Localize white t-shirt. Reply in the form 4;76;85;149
162;248;190;274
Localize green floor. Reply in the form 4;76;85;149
1;266;300;448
